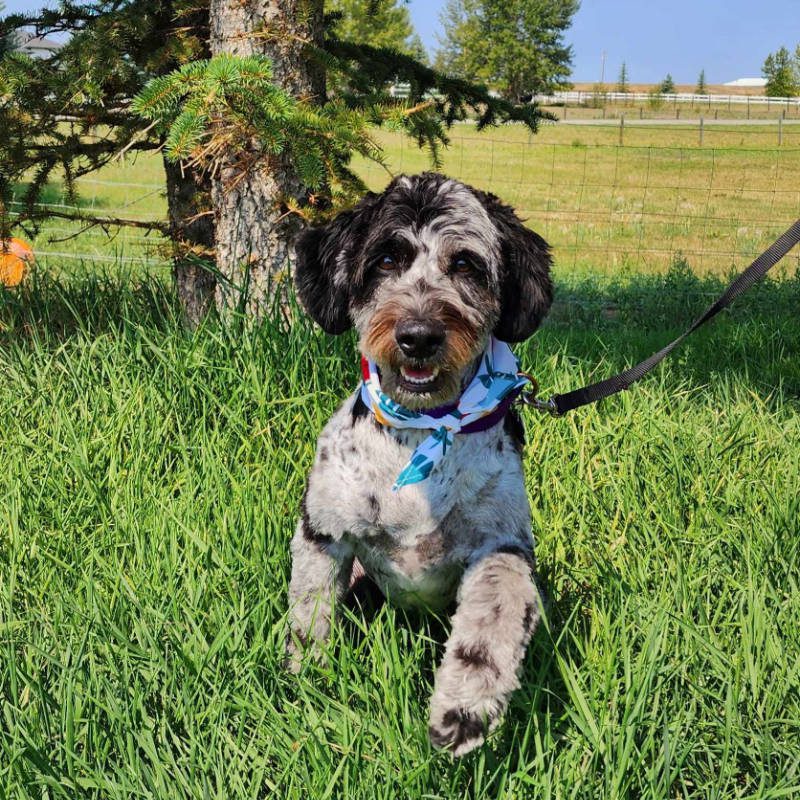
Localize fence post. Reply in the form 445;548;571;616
778;116;783;146
699;116;704;146
563;104;568;120
747;96;750;119
640;106;643;119
619;114;624;146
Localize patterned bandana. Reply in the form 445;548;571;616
360;336;531;491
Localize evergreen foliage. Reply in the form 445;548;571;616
134;41;552;211
0;2;12;57
659;74;675;94
0;0;208;239
326;0;416;55
617;62;628;94
696;68;707;94
434;0;578;102
133;54;384;208
0;0;549;239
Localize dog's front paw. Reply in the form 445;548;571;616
284;634;304;674
429;707;486;756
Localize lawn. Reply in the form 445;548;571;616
1;124;799;798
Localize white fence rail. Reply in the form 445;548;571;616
536;91;800;108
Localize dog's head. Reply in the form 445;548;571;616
295;172;552;409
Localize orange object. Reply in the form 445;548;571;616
0;238;34;287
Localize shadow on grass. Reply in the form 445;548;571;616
2;260;798;398
535;260;800;401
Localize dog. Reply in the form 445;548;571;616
287;172;553;756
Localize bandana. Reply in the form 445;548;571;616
360;336;531;491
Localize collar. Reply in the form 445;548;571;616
358;337;531;490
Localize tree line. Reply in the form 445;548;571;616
762;45;800;97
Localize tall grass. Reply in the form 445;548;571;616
2;263;799;798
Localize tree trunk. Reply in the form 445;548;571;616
163;159;217;327
209;0;325;319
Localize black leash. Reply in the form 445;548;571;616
521;218;800;416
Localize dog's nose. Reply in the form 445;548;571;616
395;319;446;360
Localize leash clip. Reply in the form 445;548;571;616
517;374;561;417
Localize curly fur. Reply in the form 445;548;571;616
288;172;552;756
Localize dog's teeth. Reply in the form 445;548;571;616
401;367;439;385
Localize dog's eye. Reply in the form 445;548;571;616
379;255;396;271
451;254;476;274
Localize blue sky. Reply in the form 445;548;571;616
409;0;796;84
3;0;797;85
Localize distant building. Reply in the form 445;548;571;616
14;31;63;58
723;78;767;88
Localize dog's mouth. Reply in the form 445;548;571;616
399;364;441;392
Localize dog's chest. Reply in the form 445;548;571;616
305;394;529;607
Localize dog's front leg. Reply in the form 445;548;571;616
428;546;541;756
285;519;352;673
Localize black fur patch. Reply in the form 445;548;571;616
301;493;333;546
522;602;537;635
367;493;380;519
350;394;384;433
503;409;525;454
473;189;553;342
494;543;533;562
454;643;500;676
351;394;370;423
430;709;486;751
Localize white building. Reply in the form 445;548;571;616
723;78;767;88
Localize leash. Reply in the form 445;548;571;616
520;218;800;416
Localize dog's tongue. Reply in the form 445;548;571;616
403;366;435;380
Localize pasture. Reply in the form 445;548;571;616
1;122;799;798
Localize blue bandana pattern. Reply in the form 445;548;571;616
360;337;531;491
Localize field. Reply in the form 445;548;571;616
1;123;800;798
17;122;800;277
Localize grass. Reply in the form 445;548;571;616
15;121;800;279
1;259;799;798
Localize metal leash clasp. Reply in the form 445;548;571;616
517;373;560;416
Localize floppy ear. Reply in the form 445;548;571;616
294;193;379;334
476;190;553;343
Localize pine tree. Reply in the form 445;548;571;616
1;0;550;321
763;46;799;97
0;3;12;57
617;62;628;94
660;74;675;94
0;0;217;324
435;0;578;102
696;69;707;94
327;0;417;55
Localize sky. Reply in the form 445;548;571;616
3;0;797;85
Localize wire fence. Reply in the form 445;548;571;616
358;126;800;276
11;123;800;280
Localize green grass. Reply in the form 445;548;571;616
2;260;799;798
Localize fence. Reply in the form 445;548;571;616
536;90;800;110
356;126;800;276
11;124;800;280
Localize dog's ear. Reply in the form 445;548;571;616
475;190;553;343
294;193;380;334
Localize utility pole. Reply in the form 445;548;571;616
600;50;607;84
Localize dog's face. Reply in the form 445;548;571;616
295;173;552;409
